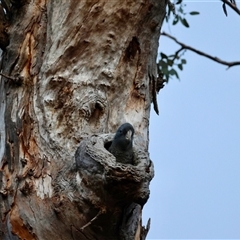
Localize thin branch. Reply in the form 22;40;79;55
172;47;184;63
221;0;240;15
80;210;103;231
161;31;240;68
0;72;16;81
0;72;23;85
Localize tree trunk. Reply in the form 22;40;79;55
0;1;166;239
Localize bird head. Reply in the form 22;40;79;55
113;123;134;150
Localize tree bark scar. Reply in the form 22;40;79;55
10;204;36;240
124;36;141;61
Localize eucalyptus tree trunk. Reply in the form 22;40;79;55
0;1;166;239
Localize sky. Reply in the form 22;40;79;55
143;1;240;239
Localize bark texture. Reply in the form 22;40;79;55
0;0;166;239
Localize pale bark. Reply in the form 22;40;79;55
0;0;166;239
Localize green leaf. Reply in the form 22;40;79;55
169;68;180;79
178;64;183;70
189;11;200;15
159;60;168;69
169;68;176;75
181;59;187;64
179;6;184;14
167;59;174;66
175;71;179;79
172;16;179;25
161;68;169;75
175;72;180;79
164;73;170;83
180;17;189;28
175;0;182;4
222;3;227;16
166;6;171;20
160;52;168;59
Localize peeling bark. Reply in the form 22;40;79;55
0;0;166;239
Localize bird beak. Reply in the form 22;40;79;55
125;130;132;140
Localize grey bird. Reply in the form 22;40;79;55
108;123;135;164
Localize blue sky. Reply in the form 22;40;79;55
143;1;240;239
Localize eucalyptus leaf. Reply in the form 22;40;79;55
160;52;168;59
167;59;174;66
181;59;187;64
173;16;179;25
161;68;169;75
176;0;182;4
178;64;183;70
189;11;200;15
159;60;168;69
180;18;190;28
222;3;227;16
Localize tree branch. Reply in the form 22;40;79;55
172;47;185;63
221;0;240;15
80;210;103;231
0;72;15;81
161;31;240;68
0;72;23;85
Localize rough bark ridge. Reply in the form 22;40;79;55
0;0;166;239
